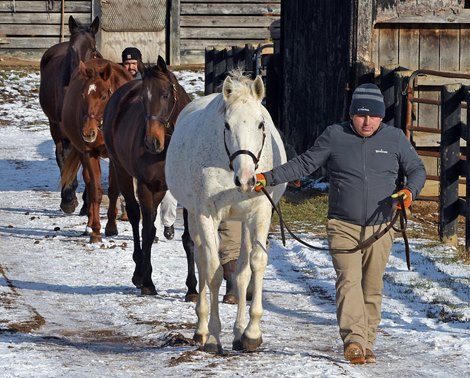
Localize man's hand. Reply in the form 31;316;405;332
391;188;412;209
254;173;266;192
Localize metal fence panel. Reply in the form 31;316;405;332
100;0;166;32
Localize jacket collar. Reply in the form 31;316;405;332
349;121;383;138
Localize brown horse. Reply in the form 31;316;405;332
103;56;198;301
39;15;100;215
60;59;132;243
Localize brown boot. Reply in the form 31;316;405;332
120;197;128;221
344;342;366;364
222;260;238;304
365;348;376;363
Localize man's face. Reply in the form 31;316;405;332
351;114;382;137
123;59;138;77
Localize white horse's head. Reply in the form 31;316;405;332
222;72;266;193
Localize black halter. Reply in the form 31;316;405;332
223;126;266;171
83;113;103;129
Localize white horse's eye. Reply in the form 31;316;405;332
224;122;230;130
258;121;265;130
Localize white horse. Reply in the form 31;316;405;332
165;71;287;353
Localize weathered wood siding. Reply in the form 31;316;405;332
374;22;470;139
281;0;352;155
174;0;280;65
0;1;280;64
0;0;92;57
373;18;470;196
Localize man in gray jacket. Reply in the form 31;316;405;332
255;83;426;364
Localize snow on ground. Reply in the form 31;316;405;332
0;68;469;377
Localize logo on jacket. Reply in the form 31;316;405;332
375;149;388;154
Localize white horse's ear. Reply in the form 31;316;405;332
223;76;233;100
253;76;265;101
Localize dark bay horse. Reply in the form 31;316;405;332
39;15;100;215
103;56;198;301
60;59;132;243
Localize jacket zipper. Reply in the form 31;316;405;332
362;137;368;224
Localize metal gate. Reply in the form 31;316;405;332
405;69;470;256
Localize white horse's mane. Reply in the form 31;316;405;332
221;69;261;109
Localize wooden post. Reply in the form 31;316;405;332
169;0;181;65
226;47;234;73
439;84;461;246
464;86;470;260
380;65;400;126
281;1;353;153
393;70;412;135
244;44;255;78
266;53;282;128
204;47;214;95
213;48;228;92
352;61;375;87
231;45;246;72
60;0;65;43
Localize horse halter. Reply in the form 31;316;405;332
82;88;113;130
83;113;104;129
223;124;266;171
145;83;178;129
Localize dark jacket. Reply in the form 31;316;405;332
264;121;426;226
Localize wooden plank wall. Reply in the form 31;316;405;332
0;1;92;57
281;0;352;156
0;1;279;64
177;0;280;65
374;22;470;196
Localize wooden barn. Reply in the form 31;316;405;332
280;0;470;199
0;0;280;64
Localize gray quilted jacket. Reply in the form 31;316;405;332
264;121;426;226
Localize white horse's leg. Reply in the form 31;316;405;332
240;206;272;351
232;222;251;349
196;214;223;353
190;215;209;346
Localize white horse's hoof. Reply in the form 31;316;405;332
241;334;262;352
193;332;207;346
202;342;223;354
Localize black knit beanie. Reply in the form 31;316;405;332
122;47;142;62
349;83;385;118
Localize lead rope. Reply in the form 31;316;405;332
261;188;411;270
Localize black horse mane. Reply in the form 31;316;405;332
62;23;97;88
143;63;175;83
